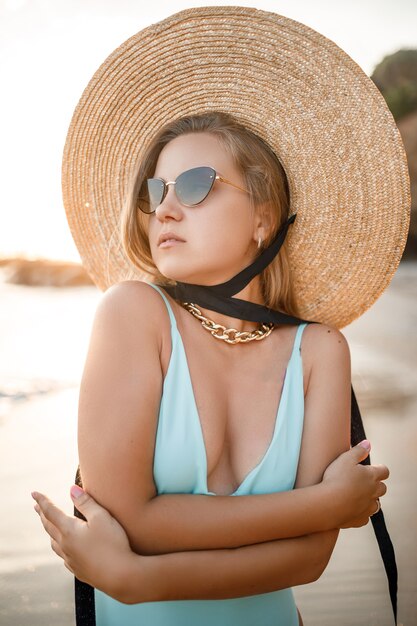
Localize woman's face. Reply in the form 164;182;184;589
147;132;261;286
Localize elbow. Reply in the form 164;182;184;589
297;530;339;586
309;559;328;584
303;556;329;586
310;529;339;582
124;503;171;557
127;525;162;557
111;555;160;605
113;589;142;605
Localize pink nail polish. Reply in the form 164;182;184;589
70;485;84;499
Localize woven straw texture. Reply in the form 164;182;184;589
61;5;410;328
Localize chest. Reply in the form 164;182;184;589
159;320;305;496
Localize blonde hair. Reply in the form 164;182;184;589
120;111;300;317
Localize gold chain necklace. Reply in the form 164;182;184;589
180;301;275;345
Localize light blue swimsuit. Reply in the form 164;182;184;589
94;283;307;625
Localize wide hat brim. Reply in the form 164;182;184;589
61;5;411;329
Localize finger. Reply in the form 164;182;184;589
50;537;66;561
376;482;387;498
364;465;389;484
364;498;380;518
354;515;370;528
69;485;105;524
32;492;72;534
37;507;62;544
34;503;66;545
380;465;390;480
370;498;381;516
372;464;390;480
350;440;371;463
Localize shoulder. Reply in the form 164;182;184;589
99;279;166;315
91;280;171;350
95;280;169;325
302;321;350;356
301;322;351;389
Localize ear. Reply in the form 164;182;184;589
252;202;274;245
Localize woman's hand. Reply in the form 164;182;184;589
322;440;389;529
31;485;137;601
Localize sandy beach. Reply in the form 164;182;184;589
0;262;416;626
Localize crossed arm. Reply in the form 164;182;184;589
69;281;357;600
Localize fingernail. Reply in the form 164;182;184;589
358;439;371;450
31;491;38;500
70;485;84;499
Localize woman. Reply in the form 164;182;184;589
32;6;408;625
34;112;388;625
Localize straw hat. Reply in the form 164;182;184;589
61;5;411;329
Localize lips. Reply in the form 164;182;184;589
157;232;186;246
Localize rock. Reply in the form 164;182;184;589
397;110;417;258
0;258;95;287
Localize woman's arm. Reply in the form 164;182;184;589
123;529;339;603
32;281;386;600
33;488;337;603
78;281;387;555
33;320;379;602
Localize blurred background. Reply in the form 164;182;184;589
0;1;416;625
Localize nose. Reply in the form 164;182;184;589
154;183;182;221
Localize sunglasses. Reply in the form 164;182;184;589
139;166;249;214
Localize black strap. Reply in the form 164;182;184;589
350;386;398;623
73;467;96;625
161;213;398;624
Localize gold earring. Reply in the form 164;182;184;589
257;236;263;249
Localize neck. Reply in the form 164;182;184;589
183;276;265;332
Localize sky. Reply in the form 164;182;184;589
1;0;416;262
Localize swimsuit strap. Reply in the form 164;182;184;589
148;283;179;330
293;322;307;353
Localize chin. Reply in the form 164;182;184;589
155;263;195;284
155;264;213;285
155;254;236;286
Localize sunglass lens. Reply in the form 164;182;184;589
146;178;165;212
176;167;215;206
